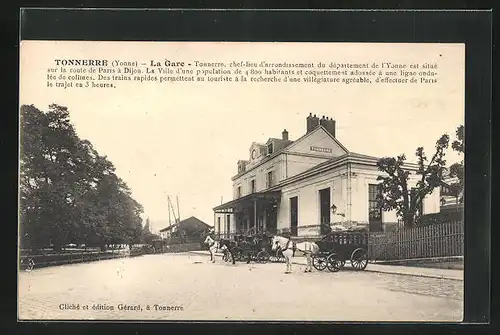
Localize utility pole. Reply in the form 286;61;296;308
168;196;178;223
168;196;172;227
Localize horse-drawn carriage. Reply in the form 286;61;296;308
311;229;369;272
221;232;286;264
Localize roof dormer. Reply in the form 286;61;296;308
249;142;266;162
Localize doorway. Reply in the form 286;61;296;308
266;209;278;234
290;196;298;236
319;188;331;234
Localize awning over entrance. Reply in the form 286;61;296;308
213;191;281;235
213;191;281;214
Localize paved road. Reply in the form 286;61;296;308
18;253;463;321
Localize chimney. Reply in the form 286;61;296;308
330;118;336;137
319;115;328;129
306;113;314;133
307;113;320;133
323;117;336;137
282;129;289;140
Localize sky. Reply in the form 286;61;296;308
19;42;464;232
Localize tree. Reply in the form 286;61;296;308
448;125;464;203
140;217;160;245
20;104;145;252
376;134;450;228
20;104;82;251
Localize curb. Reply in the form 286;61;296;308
188;251;463;281
290;259;463;281
289;259;463;281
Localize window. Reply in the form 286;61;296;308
226;215;230;235
267;143;274;155
250;179;256;193
368;184;382;220
237;186;241;198
217;217;221;236
266;171;274;188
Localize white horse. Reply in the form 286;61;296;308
271;235;319;273
203;235;225;263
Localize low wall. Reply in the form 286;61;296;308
19;249;143;270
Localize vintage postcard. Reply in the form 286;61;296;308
18;41;465;321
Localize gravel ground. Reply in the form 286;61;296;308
18;253;463;322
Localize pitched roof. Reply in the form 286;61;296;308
232;125;343;180
159;216;211;232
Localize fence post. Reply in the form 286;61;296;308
409;225;413;259
441;223;445;257
451;220;454;256
397;225;401;260
453;221;457;256
460;220;464;255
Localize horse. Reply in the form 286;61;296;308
203;235;224;263
271;235;319;273
218;238;237;265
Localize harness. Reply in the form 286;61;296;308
208;239;216;248
280;237;293;252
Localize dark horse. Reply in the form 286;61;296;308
219;238;237;265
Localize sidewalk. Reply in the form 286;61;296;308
188;250;463;281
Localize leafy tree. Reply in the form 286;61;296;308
19;104;144;252
376;134;450;228
20;104;81;251
448;125;464;203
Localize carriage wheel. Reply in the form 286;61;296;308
234;250;242;262
350;248;368;270
339;260;346;268
272;252;280;262
228;251;235;263
225;251;234;263
269;254;278;262
26;258;35;271
278;253;285;263
326;253;341;272
312;255;327;271
257;250;270;263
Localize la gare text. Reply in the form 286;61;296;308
54;59;188;67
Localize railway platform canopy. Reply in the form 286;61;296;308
213;191;281;214
213;191;281;234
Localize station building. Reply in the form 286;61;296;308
213;114;441;237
